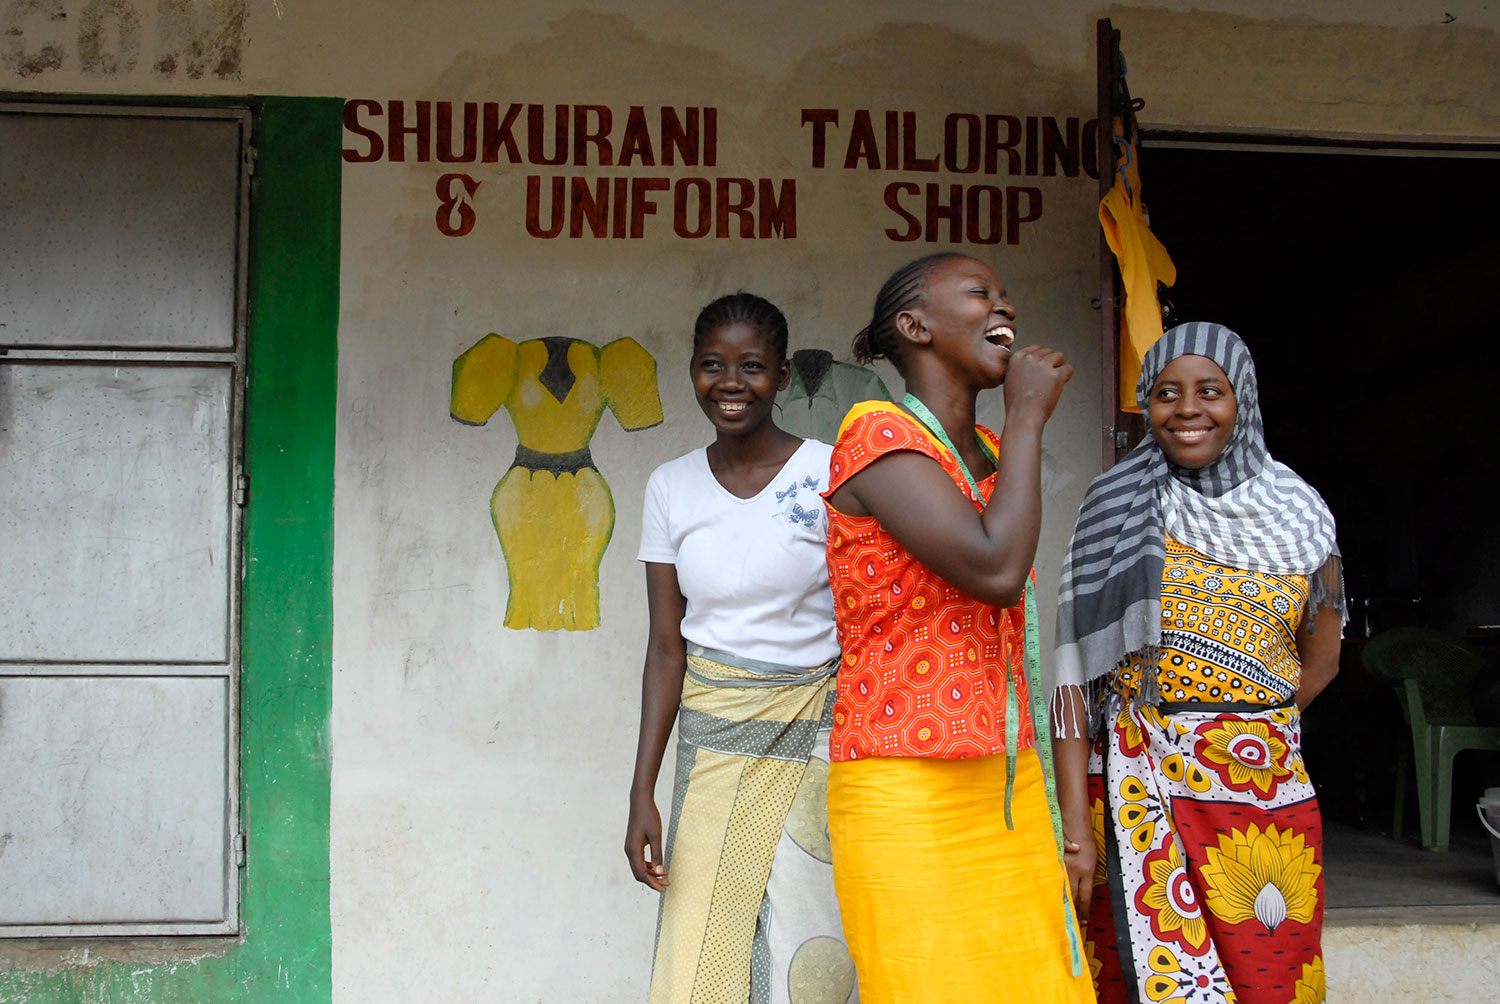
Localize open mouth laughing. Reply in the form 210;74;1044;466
984;324;1015;348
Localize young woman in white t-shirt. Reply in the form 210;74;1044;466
626;293;857;1004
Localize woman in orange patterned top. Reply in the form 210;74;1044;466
1053;323;1343;1004
822;252;1095;1003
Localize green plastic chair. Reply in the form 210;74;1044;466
1361;627;1500;850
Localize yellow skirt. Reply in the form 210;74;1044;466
828;750;1096;1004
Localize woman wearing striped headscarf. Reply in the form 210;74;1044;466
1053;322;1344;1004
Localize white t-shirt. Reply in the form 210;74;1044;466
638;438;839;668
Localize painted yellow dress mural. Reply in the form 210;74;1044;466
451;335;663;631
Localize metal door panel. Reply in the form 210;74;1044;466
0;675;231;931
0;113;241;350
0;104;246;938
0;362;232;663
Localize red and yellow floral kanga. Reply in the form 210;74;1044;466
1083;534;1327;1004
1137;840;1211;954
824;403;1034;762
1200;822;1320;933
1194;718;1295;797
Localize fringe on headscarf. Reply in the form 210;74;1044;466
1304;554;1348;635
1051;644;1166;741
1050;674;1110;741
1131;644;1163;713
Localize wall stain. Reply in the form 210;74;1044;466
1;0;68;77
77;0;140;75
152;0;243;79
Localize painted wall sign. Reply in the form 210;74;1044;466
341;99;1095;245
343;101;793;240
801;109;1101;244
0;0;244;78
450;334;663;632
342;102;719;166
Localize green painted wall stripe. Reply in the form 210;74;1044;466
0;96;339;1003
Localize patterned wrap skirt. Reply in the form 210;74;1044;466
1085;700;1325;1004
649;646;858;1004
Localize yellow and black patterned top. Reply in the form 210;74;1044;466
1114;536;1309;706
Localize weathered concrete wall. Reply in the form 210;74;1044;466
1326;922;1500;1002
328;11;1101;1000
1106;4;1500;139
3;2;1499;1002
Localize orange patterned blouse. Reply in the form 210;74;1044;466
823;402;1036;761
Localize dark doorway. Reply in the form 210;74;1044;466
1141;143;1500;908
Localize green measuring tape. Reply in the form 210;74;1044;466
901;394;1083;975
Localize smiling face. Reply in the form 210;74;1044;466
1147;353;1238;469
905;256;1017;387
690;321;790;437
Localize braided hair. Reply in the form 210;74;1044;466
692;292;789;362
852;252;971;374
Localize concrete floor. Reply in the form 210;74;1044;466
1324;820;1500;924
1321;823;1500;1001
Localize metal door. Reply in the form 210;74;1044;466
0;104;249;936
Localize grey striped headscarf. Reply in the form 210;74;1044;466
1053;322;1341;715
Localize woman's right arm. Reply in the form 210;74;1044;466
625;561;689;891
829;347;1071;607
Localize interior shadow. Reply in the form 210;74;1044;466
1141;143;1500;909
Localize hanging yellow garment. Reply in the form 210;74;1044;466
1099;117;1176;413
